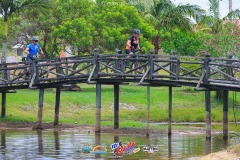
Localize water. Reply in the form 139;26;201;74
0;130;239;160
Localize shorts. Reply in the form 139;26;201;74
27;54;36;61
125;49;132;54
125;49;137;58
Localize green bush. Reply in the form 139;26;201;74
160;29;204;56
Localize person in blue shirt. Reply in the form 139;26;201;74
24;36;44;60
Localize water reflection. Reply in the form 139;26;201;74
0;130;238;160
205;138;211;155
95;133;101;159
54;130;60;155
37;130;43;155
1;131;5;156
114;135;119;143
223;138;228;149
168;135;172;159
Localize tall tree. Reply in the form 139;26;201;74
0;0;50;63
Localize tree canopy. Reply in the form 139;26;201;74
1;0;240;58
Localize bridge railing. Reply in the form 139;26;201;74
35;56;94;84
0;61;30;88
1;50;240;89
148;54;204;83
96;54;149;81
208;55;240;87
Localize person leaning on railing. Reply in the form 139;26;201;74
24;36;44;61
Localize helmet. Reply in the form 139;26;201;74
32;36;39;41
133;29;140;34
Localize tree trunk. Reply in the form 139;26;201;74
1;17;8;64
152;35;159;54
229;0;232;13
42;32;49;58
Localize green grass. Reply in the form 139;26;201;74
1;84;240;130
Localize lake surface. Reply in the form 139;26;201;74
0;130;239;159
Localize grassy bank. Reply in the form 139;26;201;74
0;84;240;130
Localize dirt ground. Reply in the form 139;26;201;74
195;149;240;160
0;122;239;159
0;122;217;135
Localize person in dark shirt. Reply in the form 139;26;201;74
125;29;141;58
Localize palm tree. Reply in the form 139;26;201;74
225;9;240;19
208;0;220;19
0;0;50;63
126;0;205;54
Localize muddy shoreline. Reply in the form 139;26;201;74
0;122;220;135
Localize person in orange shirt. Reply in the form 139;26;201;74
125;29;141;58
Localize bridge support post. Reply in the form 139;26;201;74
1;92;6;117
54;87;61;126
114;84;119;129
223;90;228;140
37;88;44;129
95;84;101;133
168;87;172;136
203;53;211;139
146;86;150;137
205;90;211;139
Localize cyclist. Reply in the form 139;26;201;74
125;29;141;58
24;36;44;78
24;36;44;61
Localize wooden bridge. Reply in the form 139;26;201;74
1;48;240;139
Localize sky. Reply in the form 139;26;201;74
172;0;240;18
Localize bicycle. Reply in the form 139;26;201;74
103;49;147;77
22;54;48;80
125;49;146;74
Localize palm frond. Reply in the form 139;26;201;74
144;13;158;26
176;4;206;23
208;0;220;19
193;24;212;33
0;0;52;17
151;0;173;18
224;9;240;19
159;9;193;31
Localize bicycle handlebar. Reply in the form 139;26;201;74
131;49;142;53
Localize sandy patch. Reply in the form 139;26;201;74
195;150;239;160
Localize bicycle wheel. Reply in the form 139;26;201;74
130;60;144;74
